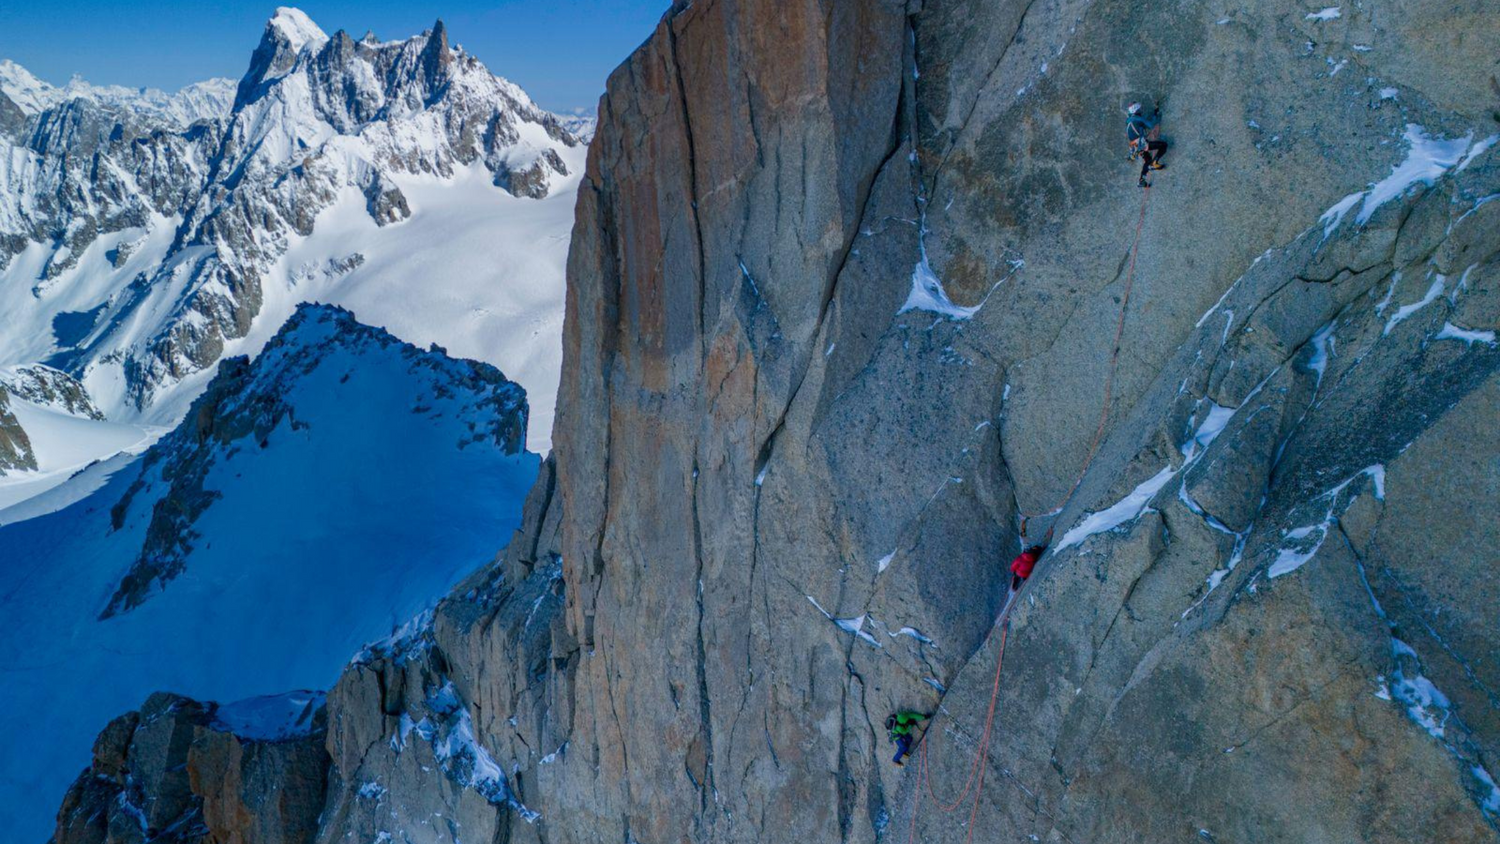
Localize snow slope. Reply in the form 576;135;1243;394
0;399;156;511
214;160;575;452
0;304;539;842
0;160;576;457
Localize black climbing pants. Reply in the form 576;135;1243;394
1138;140;1168;177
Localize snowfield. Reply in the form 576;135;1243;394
263;160;578;452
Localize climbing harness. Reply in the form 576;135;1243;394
1018;185;1154;540
905;185;1156;841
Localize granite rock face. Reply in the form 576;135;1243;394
58;0;1500;841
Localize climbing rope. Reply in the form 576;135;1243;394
1018;185;1154;540
904;602;1014;844
904;185;1156;842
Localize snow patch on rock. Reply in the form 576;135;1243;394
1319;126;1482;238
1434;323;1497;346
211;690;326;741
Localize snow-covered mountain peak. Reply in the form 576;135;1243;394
270;6;329;53
0;58;55;113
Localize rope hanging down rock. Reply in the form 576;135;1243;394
903;603;1012;844
906;186;1155;842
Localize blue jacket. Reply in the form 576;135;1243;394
1126;111;1160;143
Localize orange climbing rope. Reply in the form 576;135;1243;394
904;186;1155;843
1018;186;1154;540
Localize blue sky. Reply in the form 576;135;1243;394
0;0;667;114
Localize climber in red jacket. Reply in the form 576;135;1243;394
1007;527;1053;592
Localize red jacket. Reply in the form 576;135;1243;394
1009;547;1043;580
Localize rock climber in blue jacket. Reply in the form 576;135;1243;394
1126;102;1167;187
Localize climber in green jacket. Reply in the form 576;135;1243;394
1126;101;1167;188
887;710;930;766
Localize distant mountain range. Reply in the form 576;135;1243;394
0;7;589;512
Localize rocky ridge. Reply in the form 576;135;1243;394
0;59;235;128
51;0;1500;843
52;692;328;844
0;364;104;419
98;302;529;618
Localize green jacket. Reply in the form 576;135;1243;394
889;711;928;739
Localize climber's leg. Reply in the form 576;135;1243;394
893;734;912;766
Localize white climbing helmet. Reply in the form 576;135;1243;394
1127;102;1142;115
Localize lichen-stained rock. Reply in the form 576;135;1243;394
476;0;1500;839
549;1;928;840
540;0;1500;838
191;728;330;844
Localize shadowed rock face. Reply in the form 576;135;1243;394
58;0;1500;841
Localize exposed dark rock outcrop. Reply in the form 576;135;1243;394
52;693;328;844
0;364;104;419
0;385;36;472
